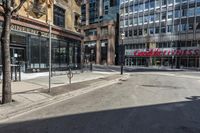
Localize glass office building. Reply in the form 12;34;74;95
120;0;200;69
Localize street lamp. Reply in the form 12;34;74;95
121;32;125;75
48;21;52;93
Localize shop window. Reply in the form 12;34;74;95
187;41;191;47
180;41;186;47
163;42;167;48
192;41;197;47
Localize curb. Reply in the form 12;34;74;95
0;74;129;124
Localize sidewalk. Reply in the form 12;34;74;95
0;71;127;122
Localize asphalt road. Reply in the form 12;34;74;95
0;72;200;133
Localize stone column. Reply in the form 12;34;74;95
107;24;115;65
96;40;101;64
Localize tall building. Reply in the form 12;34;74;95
0;0;83;72
120;0;200;69
81;0;119;65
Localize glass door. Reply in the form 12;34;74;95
10;47;26;72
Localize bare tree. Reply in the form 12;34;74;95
0;0;26;104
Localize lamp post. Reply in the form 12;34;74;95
48;22;52;93
121;32;125;75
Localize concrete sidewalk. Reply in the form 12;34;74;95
0;71;126;122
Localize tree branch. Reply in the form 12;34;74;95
11;0;26;15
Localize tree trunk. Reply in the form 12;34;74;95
1;12;12;104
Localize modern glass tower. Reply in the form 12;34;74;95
120;0;200;69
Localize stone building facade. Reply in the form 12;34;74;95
0;0;83;72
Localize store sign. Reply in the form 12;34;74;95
125;48;200;57
11;24;57;39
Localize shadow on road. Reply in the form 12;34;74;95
0;96;200;133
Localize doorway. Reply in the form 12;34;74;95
10;47;26;72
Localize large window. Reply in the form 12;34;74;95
28;36;48;69
54;5;65;27
168;11;173;19
182;9;187;17
174;10;180;18
196;7;200;16
188;8;195;17
162;12;167;20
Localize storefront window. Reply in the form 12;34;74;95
52;40;60;68
60;41;68;67
29;36;40;68
40;38;48;68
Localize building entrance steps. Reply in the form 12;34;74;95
0;72;128;123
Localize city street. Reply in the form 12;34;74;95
0;71;200;133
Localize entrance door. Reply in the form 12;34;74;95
10;47;26;72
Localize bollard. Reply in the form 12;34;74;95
11;66;13;80
18;65;21;81
15;65;17;81
90;63;93;72
67;69;73;84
